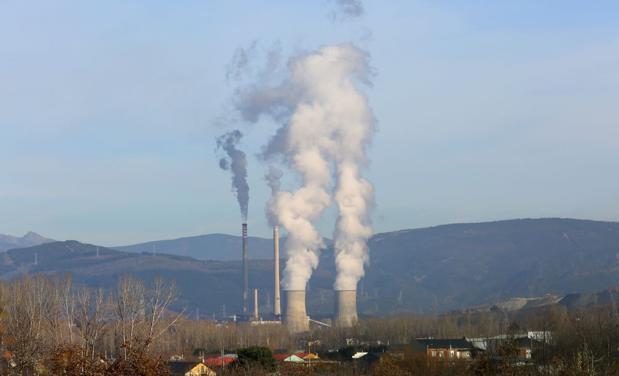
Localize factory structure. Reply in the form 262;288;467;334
218;44;373;336
238;223;358;334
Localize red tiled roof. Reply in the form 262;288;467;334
204;356;235;367
273;354;291;361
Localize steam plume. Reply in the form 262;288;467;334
333;162;373;290
216;130;249;220
236;44;374;291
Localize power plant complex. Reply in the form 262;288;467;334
220;45;373;335
240;223;359;334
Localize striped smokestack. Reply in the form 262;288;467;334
273;225;281;317
242;223;248;315
253;288;259;320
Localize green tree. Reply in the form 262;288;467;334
236;346;275;371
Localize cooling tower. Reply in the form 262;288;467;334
273;225;281;317
284;290;309;333
334;290;358;328
242;223;248;315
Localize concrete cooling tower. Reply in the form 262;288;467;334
334;290;358;328
284;290;309;333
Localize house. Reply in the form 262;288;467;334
204;355;236;368
167;361;216;376
412;338;478;360
479;337;541;360
273;354;305;363
298;353;320;362
468;332;550;360
386;344;413;360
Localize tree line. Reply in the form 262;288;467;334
1;274;619;375
0;274;181;375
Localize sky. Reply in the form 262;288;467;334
1;1;618;246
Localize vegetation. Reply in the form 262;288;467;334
0;273;618;375
235;346;275;372
0;274;180;375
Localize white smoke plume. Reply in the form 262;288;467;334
216;130;249;221
333;162;373;290
236;44;374;291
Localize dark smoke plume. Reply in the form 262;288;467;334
328;0;365;21
216;130;249;220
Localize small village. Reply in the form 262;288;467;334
165;330;555;375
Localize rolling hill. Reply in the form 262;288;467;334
353;218;619;315
2;218;619;317
114;233;332;261
114;233;276;261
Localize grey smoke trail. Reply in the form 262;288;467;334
216;130;249;220
236;44;374;291
226;41;258;81
329;0;365;21
265;166;283;195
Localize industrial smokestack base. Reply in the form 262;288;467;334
334;290;358;328
242;223;248;315
273;226;281;317
284;290;309;334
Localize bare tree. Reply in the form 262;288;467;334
144;277;184;352
3;276;53;375
114;276;146;359
60;275;76;344
74;286;108;360
113;276;184;359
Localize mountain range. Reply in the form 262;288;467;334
1;218;619;317
0;231;54;252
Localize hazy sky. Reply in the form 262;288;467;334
1;1;618;246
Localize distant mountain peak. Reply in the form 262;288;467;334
22;231;50;242
0;231;55;252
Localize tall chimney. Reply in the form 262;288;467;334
284;290;309;334
242;223;248;315
253;288;259;320
334;290;358;328
273;225;281;317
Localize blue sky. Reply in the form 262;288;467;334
1;1;618;245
